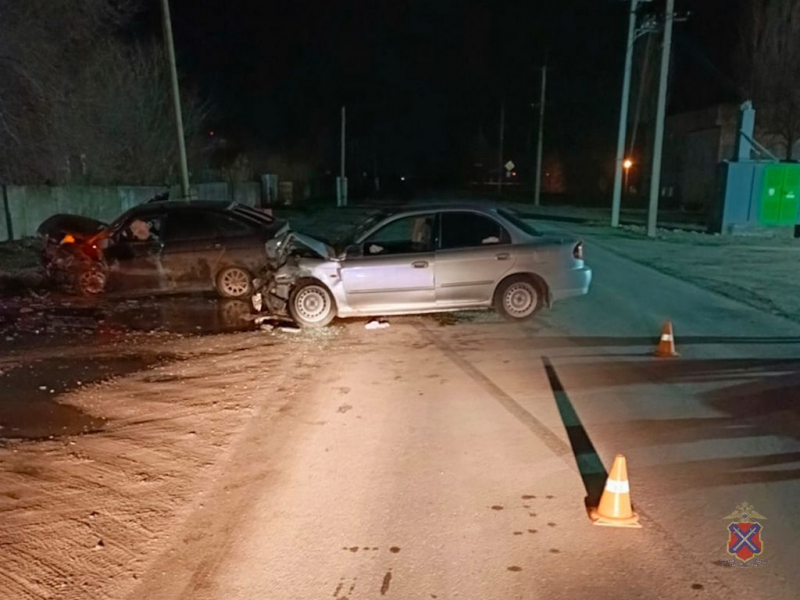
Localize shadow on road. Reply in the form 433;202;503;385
555;354;800;487
543;357;608;507
549;358;800;391
535;336;800;348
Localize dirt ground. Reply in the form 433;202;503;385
0;309;485;600
0;317;345;599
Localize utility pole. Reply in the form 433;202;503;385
160;0;190;199
497;100;505;195
338;105;347;207
534;64;547;206
647;0;674;238
611;0;639;227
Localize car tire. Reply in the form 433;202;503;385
75;264;108;296
494;275;543;321
288;280;336;328
215;266;253;299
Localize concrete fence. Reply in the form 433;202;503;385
0;182;263;241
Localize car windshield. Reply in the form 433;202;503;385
497;208;542;237
332;211;389;249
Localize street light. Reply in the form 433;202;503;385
623;158;633;196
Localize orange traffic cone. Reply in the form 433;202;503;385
655;321;679;357
589;454;641;528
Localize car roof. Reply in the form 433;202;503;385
125;200;275;220
113;200;280;230
380;202;508;216
129;200;232;213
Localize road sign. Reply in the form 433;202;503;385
504;161;515;172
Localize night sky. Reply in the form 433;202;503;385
138;0;741;190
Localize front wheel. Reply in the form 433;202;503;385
494;276;542;321
75;264;108;296
288;280;335;328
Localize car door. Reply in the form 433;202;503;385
340;213;437;312
434;211;516;306
160;209;226;289
212;213;264;273
104;210;166;292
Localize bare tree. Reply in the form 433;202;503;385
738;0;800;160
62;42;209;184
0;0;208;184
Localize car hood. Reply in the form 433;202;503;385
37;214;107;241
267;229;336;263
293;232;335;259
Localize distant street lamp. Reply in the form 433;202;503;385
623;158;633;195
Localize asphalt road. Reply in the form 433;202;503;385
122;234;800;600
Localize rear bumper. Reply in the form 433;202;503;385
550;266;592;302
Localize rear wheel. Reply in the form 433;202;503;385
288;280;335;328
215;266;252;299
494;275;543;321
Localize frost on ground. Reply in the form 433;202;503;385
0;332;326;600
549;222;800;323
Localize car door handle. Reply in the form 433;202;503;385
495;252;510;260
412;260;429;268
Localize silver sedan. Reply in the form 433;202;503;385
253;205;592;327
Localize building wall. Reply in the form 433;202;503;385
662;103;740;210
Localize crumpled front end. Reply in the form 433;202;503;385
252;230;340;316
40;228;110;294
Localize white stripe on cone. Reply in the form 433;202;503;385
661;334;673;342
605;479;630;494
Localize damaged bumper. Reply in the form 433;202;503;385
251;231;338;316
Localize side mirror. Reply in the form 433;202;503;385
344;243;363;259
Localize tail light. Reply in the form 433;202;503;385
573;241;584;260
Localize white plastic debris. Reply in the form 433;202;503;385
280;326;301;334
365;319;390;330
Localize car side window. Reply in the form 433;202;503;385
440;212;509;250
363;214;436;256
118;213;164;243
162;211;218;242
216;215;255;238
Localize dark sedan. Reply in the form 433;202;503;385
39;201;286;298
